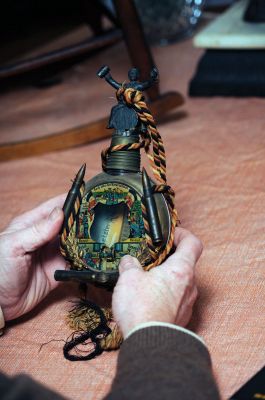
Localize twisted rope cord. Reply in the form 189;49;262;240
101;87;179;270
60;181;86;258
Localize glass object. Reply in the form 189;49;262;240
134;0;205;45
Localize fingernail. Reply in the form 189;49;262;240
119;255;141;272
120;255;134;269
49;207;61;222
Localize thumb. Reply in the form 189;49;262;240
119;255;142;274
14;207;64;254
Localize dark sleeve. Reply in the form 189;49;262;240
0;372;66;400
105;326;220;400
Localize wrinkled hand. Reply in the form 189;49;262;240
0;195;66;321
112;228;202;337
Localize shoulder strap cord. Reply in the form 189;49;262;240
101;87;179;270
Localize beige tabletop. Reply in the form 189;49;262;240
0;36;264;400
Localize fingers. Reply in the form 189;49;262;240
113;228;201;335
119;255;142;274
42;239;67;290
173;227;203;266
12;207;64;255
7;193;66;231
157;228;202;287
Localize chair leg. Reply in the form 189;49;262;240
0;1;185;160
114;0;159;101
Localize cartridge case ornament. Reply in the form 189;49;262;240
56;66;178;288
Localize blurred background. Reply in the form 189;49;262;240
1;0;264;156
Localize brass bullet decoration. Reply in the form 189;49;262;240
63;163;86;219
142;167;163;246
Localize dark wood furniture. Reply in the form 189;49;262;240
0;0;184;161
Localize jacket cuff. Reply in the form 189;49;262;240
125;321;206;348
123;324;212;368
107;325;220;399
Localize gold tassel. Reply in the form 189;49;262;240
66;301;123;352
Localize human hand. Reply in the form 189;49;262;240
112;228;202;337
0;195;66;321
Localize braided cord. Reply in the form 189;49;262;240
102;87;179;270
60;181;86;258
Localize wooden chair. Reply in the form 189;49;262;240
0;0;184;161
